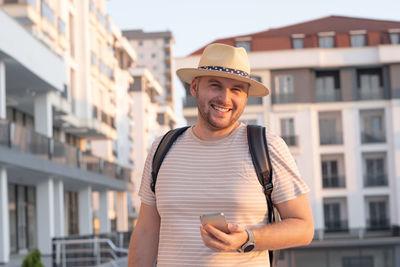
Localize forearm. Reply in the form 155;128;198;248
252;217;314;251
128;228;159;267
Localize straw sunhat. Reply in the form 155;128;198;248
176;43;269;97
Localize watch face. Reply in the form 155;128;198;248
244;243;255;252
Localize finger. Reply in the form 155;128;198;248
200;230;227;252
203;224;230;245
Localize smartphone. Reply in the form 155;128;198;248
200;212;229;234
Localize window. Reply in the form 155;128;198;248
390;32;400;44
91;52;97;66
151;53;157;59
319;111;343;145
273;75;294;103
89;0;95;12
366;196;389;230
350;34;366;47
323;198;348;232
322;160;338;187
360;109;386;143
315;71;341;102
235;40;251;52
319;36;334;48
363;152;387;186
357;68;383;100
292;38;304;49
41;1;55;24
280;118;296;146
58;18;66;36
139;53;144;59
65;192;79;235
138;41;143;46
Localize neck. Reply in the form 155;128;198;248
192;121;240;141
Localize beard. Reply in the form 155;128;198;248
196;95;244;131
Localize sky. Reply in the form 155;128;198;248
106;0;400;57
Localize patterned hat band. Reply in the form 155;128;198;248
198;66;249;78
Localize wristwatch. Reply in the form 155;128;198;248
238;228;255;253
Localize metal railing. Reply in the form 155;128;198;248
316;89;341;102
52;236;129;267
271;93;295;104
364;174;388;187
0;120;132;181
324;220;348;232
322;176;346;188
367;219;390;231
281;135;298;147
361;132;386;143
320;132;343;145
357;88;384;100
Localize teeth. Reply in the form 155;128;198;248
213;105;229;112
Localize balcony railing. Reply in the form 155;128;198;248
322;176;346;188
320;132;343;145
361;132;386;144
316;89;341;102
367;219;390;231
271;93;295;104
364;174;388;187
0;120;131;182
357;88;384;100
324;220;348;232
281;135;298;147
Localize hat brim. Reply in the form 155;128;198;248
176;68;270;97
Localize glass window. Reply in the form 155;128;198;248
58;19;66;36
357;68;383;100
41;1;55;24
363;152;387;186
390;33;400;44
350;34;366;47
360;109;385;143
138;41;143;46
235;40;251;52
8;184;17;253
280;118;296;146
151;53;157;59
319;36;334;48
292;38;304;49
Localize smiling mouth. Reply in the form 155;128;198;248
211;104;232;113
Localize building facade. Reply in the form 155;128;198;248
176;16;400;267
0;0;138;264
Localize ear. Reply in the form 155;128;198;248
190;78;198;97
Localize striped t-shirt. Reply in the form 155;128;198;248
139;123;309;267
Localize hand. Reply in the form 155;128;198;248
200;223;249;252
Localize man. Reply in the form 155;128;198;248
128;43;314;267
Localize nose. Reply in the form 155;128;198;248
218;87;231;104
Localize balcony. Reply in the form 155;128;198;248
41;0;54;25
320;132;343;145
323;176;346;188
367;219;390;231
324;220;348;233
361;132;386;144
0;120;131;182
364;174;388;187
271;93;294;104
316;90;341;102
281;135;298;147
357;88;384;100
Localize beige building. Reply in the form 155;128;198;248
123;30;178;131
0;0;138;264
176;16;400;267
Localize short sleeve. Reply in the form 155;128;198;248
138;136;163;206
267;134;310;204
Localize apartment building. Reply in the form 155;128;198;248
176;16;400;267
0;0;137;264
123;29;178;132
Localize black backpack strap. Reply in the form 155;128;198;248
151;126;190;193
247;125;276;267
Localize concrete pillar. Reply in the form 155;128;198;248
0;168;10;263
116;191;128;232
78;186;93;235
53;180;65;237
36;177;55;255
34;92;52;137
343;107;366;230
99;190;111;233
0;61;5;119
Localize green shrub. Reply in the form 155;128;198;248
21;249;44;267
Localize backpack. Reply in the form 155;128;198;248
150;125;279;267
